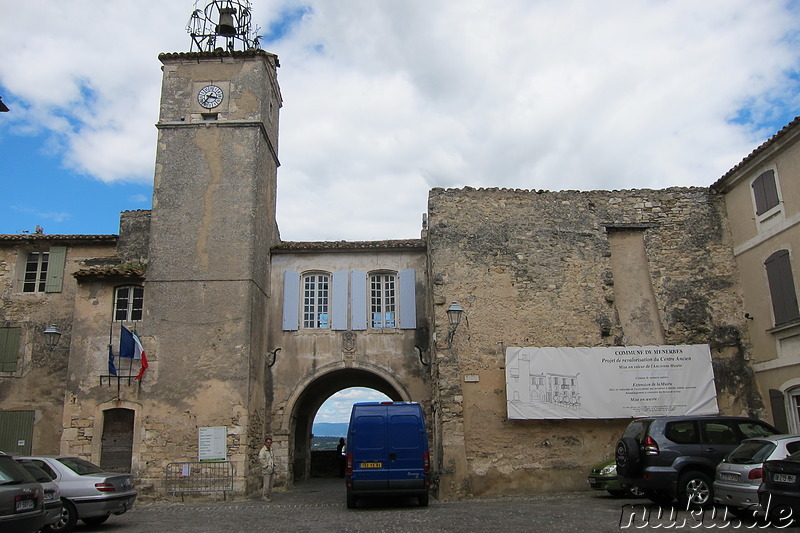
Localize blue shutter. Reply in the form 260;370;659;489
351;271;367;331
282;271;300;331
398;269;417;329
331;271;349;330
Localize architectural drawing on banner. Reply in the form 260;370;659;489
512;370;582;411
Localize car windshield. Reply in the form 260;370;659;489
0;456;36;485
57;457;104;475
726;440;776;464
20;463;53;483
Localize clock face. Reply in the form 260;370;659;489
198;85;224;109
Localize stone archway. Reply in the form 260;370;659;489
281;366;409;484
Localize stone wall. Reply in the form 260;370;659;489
427;186;762;498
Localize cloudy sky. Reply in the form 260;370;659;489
1;0;799;242
315;387;391;424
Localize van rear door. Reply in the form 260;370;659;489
387;406;427;491
350;408;389;490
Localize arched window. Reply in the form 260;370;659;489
302;273;330;328
114;286;144;322
370;272;396;328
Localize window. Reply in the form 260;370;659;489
752;169;780;216
370;273;396;328
114;286;144;322
19;246;66;293
0;328;21;373
302;273;330;328
23;252;49;293
765;250;800;326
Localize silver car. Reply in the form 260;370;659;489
16;456;136;533
714;434;800;517
16;462;62;529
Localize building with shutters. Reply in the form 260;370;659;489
1;20;799;499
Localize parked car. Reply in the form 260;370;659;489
615;415;778;507
0;453;46;533
713;434;800;518
759;451;800;526
16;462;62;529
588;458;643;497
16;456;136;533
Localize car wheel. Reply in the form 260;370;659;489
615;437;641;476
346;489;357;509
43;499;78;533
678;470;713;509
418;492;429;507
82;514;110;526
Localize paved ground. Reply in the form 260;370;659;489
68;479;795;532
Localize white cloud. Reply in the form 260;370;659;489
315;387;392;423
2;0;799;241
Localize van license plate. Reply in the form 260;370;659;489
774;473;797;483
361;462;382;468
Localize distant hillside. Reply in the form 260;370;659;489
312;422;348;438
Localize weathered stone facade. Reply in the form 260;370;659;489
0;41;786;503
426;186;763;498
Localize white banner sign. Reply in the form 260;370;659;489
506;345;718;419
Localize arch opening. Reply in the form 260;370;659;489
287;368;404;482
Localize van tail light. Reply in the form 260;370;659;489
642;436;659;455
345;453;353;476
95;483;116;493
749;468;763;480
423;451;430;474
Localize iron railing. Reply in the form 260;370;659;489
165;461;234;500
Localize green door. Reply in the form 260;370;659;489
0;411;35;455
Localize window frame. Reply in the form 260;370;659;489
302;272;331;329
369;271;397;329
113;285;145;322
22;251;49;293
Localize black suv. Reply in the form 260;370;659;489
615;416;778;507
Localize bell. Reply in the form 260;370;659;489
216;7;236;36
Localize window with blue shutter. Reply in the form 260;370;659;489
398;269;417;329
351;271;367;331
282;271;300;331
331;271;349;330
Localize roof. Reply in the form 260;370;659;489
159;49;279;66
0;234;117;243
711;115;800;192
272;239;426;254
73;266;145;280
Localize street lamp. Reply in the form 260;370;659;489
445;302;464;348
43;324;62;351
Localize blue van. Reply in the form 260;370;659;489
345;402;430;508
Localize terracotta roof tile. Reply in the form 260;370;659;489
712;115;800;190
0;234;117;242
272;239;426;253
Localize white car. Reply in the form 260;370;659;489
714;434;800;517
15;456;136;533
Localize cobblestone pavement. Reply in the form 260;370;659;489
69;479;792;532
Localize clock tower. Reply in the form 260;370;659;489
142;0;282;493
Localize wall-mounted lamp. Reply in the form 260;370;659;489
43;324;62;351
445;301;464;348
267;348;281;368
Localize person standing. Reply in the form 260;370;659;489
258;437;275;501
